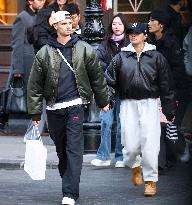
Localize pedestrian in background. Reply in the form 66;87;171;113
105;23;176;196
30;0;69;52
91;13;129;168
148;10;186;171
166;0;186;47
179;0;192;161
27;11;109;205
64;3;82;35
0;0;45;135
11;0;45;83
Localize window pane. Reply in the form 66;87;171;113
117;0;153;12
0;0;17;25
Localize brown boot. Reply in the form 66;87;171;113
144;181;156;196
131;166;142;186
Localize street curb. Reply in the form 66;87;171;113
0;160;94;170
0;159;58;170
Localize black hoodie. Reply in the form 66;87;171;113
47;34;80;103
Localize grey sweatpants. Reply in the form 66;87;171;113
120;98;161;182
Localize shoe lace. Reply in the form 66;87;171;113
146;181;155;188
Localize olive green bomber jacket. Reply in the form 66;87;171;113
27;40;109;116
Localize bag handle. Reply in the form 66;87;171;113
57;48;75;73
10;77;25;88
9;77;25;97
31;125;42;141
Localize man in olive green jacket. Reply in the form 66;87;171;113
27;11;109;205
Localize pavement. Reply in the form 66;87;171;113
1;134;192;205
0;134;97;170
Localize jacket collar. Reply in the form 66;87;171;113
121;42;156;58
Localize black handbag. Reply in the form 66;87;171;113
6;78;27;113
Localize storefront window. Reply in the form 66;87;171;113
0;0;17;25
114;0;153;22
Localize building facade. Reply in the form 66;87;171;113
0;0;189;89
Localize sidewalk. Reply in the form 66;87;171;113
0;135;96;169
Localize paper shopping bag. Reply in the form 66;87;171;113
24;126;47;180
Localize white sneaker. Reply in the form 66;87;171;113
91;159;111;166
62;197;75;205
115;161;125;168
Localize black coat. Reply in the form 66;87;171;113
97;36;130;72
166;5;186;47
28;2;66;53
148;30;192;100
11;5;36;87
105;42;176;120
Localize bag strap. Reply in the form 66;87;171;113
57;48;75;73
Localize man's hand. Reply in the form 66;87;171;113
32;120;40;125
167;116;175;123
170;116;175;123
102;104;110;112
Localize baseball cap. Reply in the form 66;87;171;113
128;22;147;34
49;11;71;26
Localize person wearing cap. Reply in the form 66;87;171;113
105;22;176;196
148;10;192;165
27;10;109;205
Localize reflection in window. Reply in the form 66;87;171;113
0;0;17;25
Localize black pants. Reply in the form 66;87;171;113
46;104;84;201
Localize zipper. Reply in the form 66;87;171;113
137;53;150;86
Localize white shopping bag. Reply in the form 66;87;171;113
24;125;47;180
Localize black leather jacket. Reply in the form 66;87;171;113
105;43;176;120
97;36;130;72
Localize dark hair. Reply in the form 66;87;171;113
187;0;192;12
149;10;170;32
106;13;129;39
64;3;80;15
